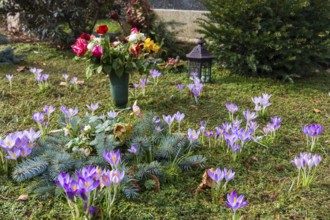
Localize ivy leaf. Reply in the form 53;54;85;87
97;65;103;74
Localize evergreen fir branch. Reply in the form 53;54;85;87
13;158;49;182
178;155;207;171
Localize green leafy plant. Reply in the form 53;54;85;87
198;0;330;81
3;0;115;46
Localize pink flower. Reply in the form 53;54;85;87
91;45;103;57
71;38;88;57
130;27;139;34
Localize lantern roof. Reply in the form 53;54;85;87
186;38;214;60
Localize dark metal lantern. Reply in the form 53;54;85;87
186;38;214;83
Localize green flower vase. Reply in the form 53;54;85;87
108;71;129;108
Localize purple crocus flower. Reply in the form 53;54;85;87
55;172;72;189
163;115;174;125
78;177;100;194
101;170;112;187
70;77;78;85
87;102;99;113
128;144;138;154
302;124;324;137
23;128;41;142
187;128;200;143
66;108;78;117
6;74;13;81
62;74;69;80
225;133;239;147
32;112;45;124
5;148;21;160
243;110;258;122
214;126;224;139
204;130;213;138
30;67;43;75
109;169;125;185
41;74;49;81
230;144;241;153
0;133;18;150
107;110;118;119
222;122;232;132
77;165;98;180
174;111;185;123
139;77;149;88
207;168;224;189
225;190;249;215
177;84;184;91
103;149;121;167
153;116;161;124
43;105;56;117
226;103;238;114
270;116;282;130
133;83;139;89
150;69;161;78
191;72;198;77
223;168;235;182
35;73;42;82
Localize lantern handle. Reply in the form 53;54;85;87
197;38;205;45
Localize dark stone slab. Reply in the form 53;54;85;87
149;0;206;11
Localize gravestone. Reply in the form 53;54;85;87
149;0;206;11
150;0;208;42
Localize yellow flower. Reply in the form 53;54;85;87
144;38;154;52
152;44;160;53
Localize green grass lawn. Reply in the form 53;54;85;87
0;42;329;219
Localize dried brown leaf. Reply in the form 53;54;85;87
313;108;321;113
16;66;26;72
17;194;28;201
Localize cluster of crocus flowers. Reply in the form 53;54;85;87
208;167;235;190
35;72;50;91
0;128;41;160
56;166;100;218
32;105;56;135
102;149;125;216
225;190;249;220
163;111;185;134
252;93;271;116
261;116;282;143
188;78;204;104
207;167;235;205
302;123;324;151
292;152;322;187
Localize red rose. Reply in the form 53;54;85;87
71;38;88;57
80;33;90;41
129;44;141;56
97;25;108;34
110;12;119;21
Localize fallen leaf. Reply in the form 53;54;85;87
59;82;67;86
252;156;259;161
16;66;26;72
190;105;198;109
17;194;28;201
313;108;321;113
193;168;215;193
77;80;84;85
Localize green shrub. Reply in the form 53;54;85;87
0;47;25;64
198;0;330;81
3;0;115;46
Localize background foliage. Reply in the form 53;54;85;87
198;0;330;81
3;0;115;46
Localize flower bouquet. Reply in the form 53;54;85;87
72;24;160;107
